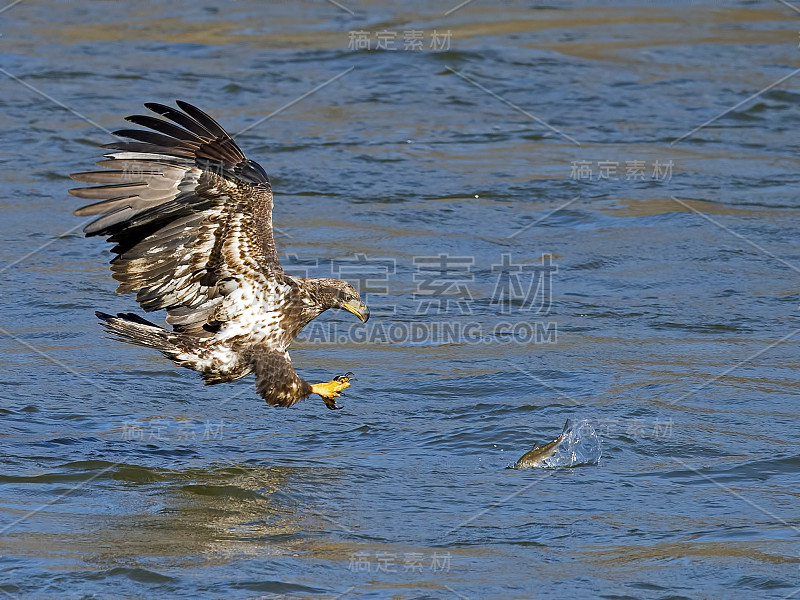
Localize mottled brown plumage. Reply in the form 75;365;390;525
72;101;369;409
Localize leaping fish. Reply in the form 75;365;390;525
511;419;571;469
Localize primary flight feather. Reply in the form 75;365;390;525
71;101;369;410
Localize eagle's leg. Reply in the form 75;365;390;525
311;372;355;410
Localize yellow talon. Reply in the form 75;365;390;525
311;378;350;398
311;373;355;410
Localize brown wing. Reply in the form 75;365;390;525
71;101;283;332
253;347;313;407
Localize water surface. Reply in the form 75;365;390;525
1;1;799;598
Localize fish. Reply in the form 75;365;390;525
511;419;572;469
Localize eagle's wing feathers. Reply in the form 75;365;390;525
70;102;282;333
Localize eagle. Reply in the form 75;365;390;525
70;101;369;410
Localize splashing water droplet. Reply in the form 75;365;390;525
538;420;601;468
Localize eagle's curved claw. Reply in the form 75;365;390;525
311;373;355;410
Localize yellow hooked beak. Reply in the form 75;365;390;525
343;299;370;323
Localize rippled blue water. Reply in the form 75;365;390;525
1;2;799;598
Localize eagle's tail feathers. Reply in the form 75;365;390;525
95;311;182;355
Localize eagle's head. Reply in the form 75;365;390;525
307;279;370;323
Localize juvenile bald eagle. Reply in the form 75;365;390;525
71;101;369;410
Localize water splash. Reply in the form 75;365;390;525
512;419;602;469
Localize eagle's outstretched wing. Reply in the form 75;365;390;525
70;101;282;334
